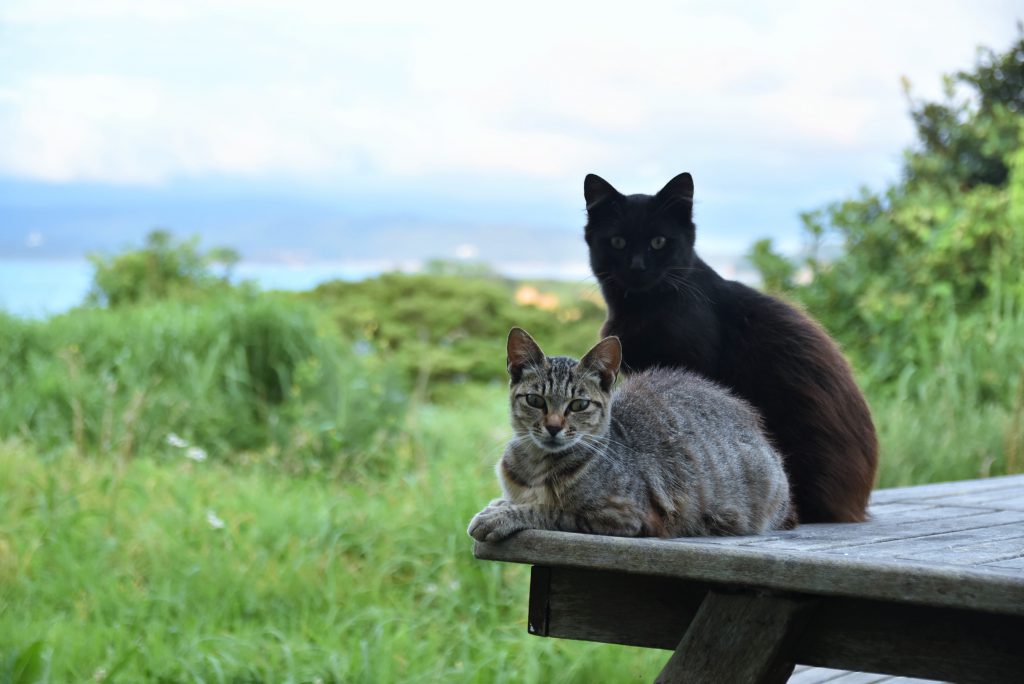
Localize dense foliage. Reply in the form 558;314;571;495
0;295;405;473
751;33;1024;409
88;229;240;307
3;32;1024;684
307;272;607;394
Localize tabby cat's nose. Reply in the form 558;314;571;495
630;254;646;271
545;424;562;437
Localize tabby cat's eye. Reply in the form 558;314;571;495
610;236;626;249
568;399;591;412
524;394;546;409
650;236;667;249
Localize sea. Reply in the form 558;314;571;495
0;253;761;319
0;258;597;318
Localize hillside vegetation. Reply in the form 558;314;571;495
2;34;1023;683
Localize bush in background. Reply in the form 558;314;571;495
0;294;406;474
748;33;1024;405
87;229;240;307
307;271;607;397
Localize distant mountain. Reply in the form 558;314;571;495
0;177;765;285
0;177;592;264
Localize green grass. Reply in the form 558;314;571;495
873;395;1020;487
0;388;667;683
3;379;1020;682
861;307;1024;487
2;279;1022;682
0;295;406;471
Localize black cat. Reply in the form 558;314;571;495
583;172;878;523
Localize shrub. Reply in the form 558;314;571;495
0;294;406;473
87;229;239;307
306;272;607;396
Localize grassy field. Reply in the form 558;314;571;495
0;386;669;682
3;379;1022;682
1;280;1022;682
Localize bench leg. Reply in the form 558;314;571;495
655;590;814;684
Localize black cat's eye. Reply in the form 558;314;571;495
523;394;546;409
610;236;626;249
568;399;591;412
650;236;667;250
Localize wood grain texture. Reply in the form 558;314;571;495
797;596;1024;683
867;475;1024;503
474;474;1024;616
528;566;1024;682
788;667;942;683
655;590;813;684
529;566;707;649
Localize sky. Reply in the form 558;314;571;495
0;1;1021;275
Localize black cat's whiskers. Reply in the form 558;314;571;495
658;275;682;295
664;271;712;305
578;274;605;299
577;272;605;284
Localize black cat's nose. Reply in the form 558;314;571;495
630;254;646;271
546;424;562;437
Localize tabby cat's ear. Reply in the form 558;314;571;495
584;174;622;212
580;336;622;391
656;172;694;204
507;328;546;383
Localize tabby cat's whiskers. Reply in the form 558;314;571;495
467;328;793;543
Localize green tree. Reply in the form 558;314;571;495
745;238;796;295
750;32;1024;390
307;272;606;395
88;229;240;307
904;25;1024;191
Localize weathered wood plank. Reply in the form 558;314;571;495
741;510;1023;552
834;527;1024;565
787;671;942;684
862;502;948;516
528;566;1024;683
868;474;1024;504
686;505;988;550
798;596;1024;683
984;554;1024;570
655;590;813;684
861;504;994;521
798;671;888;684
530;566;707;648
475;529;1024;616
788;667;857;684
893;544;1024;567
910;491;1024;511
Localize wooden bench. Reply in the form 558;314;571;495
474;474;1024;683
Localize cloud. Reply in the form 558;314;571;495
0;1;1019;188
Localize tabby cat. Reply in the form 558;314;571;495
467;328;792;542
583;172;878;523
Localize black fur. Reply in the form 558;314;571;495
584;173;879;523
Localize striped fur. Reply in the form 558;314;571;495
468;329;793;542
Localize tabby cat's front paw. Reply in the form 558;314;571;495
467;505;525;542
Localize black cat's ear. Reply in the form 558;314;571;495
584;174;622;213
656;172;694;205
579;336;622;391
507;327;545;383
